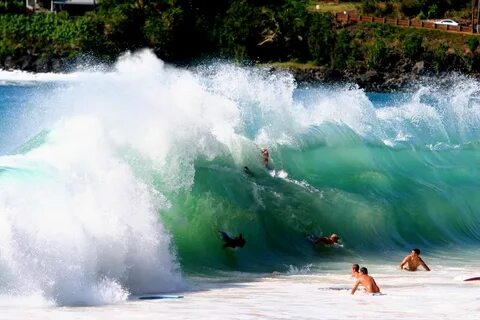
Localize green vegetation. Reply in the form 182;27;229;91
0;11;104;58
346;22;480;72
467;36;479;52
0;0;23;14
360;0;471;19
0;0;479;76
403;34;423;59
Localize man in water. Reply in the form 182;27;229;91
219;231;246;249
261;148;269;167
400;248;431;271
243;166;254;177
351;267;380;295
308;233;340;245
351;264;360;279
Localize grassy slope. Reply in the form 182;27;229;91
307;1;360;13
267;22;480;73
348;22;479;53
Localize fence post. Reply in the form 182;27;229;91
395;18;398;25
408;19;411;26
371;16;374;23
383;17;386;24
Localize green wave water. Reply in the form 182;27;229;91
162;142;480;272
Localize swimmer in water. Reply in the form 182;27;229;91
351;267;380;295
399;248;431;271
307;233;340;245
261;148;269;167
219;231;246;249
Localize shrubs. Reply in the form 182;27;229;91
432;43;448;71
367;39;390;70
333;29;352;69
0;12;106;58
361;0;377;15
400;0;422;18
403;34;424;60
0;0;23;14
360;1;471;19
467;36;479;53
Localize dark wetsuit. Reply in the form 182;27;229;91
220;231;246;249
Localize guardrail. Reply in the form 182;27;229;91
335;13;473;34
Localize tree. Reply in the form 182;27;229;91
217;0;263;60
144;7;184;59
307;13;335;65
427;4;438;18
275;0;310;61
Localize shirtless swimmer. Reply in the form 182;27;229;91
399;248;431;271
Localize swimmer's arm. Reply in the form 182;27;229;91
399;256;409;270
419;257;431;271
372;279;380;292
351;281;360;295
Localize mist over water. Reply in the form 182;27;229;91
1;50;480;306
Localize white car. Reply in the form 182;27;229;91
434;19;459;26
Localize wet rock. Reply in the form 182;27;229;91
412;61;425;74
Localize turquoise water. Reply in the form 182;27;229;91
0;53;480;305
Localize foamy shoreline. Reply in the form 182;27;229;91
0;268;478;320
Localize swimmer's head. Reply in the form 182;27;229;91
360;267;368;275
352;264;359;272
412;248;420;255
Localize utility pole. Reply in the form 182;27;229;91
477;0;480;33
473;0;477;33
474;0;480;33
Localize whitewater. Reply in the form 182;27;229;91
0;50;479;319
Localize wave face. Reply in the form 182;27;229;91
1;51;480;302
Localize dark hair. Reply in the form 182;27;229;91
360;267;368;274
352;264;359;272
412;248;420;255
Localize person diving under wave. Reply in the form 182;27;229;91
261;148;270;168
219;231;246;249
307;233;340;246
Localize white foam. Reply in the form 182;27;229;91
0;69;97;84
6;52;480;152
1;265;479;319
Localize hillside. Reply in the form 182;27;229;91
0;0;479;90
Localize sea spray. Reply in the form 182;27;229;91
0;116;183;306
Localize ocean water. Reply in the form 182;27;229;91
0;50;480;319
